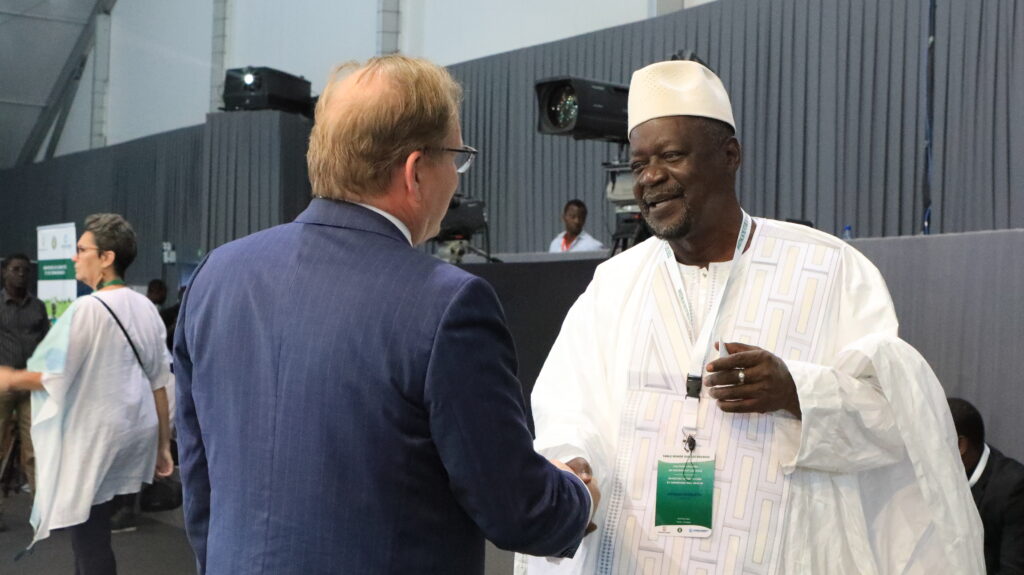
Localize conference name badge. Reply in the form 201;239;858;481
655;453;714;537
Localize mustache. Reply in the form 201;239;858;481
638;185;684;211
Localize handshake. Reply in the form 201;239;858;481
551;457;600;535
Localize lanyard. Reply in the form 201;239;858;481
662;211;752;433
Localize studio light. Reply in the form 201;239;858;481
534;50;713;255
534;77;629;144
224;66;312;117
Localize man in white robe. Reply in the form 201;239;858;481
523;60;984;574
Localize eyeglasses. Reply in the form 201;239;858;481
430;145;478;174
76;245;102;255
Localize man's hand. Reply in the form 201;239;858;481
705;342;801;418
551;457;600;534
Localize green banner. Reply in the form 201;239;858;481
37;222;77;322
38;259;76;280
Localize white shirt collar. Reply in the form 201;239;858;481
968;443;990;487
353;202;412;245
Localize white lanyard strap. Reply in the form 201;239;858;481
663;210;753;388
663;212;752;432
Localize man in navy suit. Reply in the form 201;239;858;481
174;55;597;574
948;398;1024;574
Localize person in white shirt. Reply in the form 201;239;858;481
548;199;605;253
521;59;983;575
0;213;173;573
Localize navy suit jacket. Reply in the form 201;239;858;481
972;446;1024;574
174;199;590;574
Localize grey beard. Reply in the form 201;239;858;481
640;194;692;240
647;215;691;240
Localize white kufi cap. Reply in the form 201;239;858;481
627;60;735;136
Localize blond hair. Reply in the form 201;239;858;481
307;55;463;200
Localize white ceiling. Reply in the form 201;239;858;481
0;0;95;169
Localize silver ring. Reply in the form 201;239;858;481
737;368;745;384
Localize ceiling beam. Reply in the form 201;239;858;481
0;97;45;107
0;9;88;25
15;0;117;166
44;55;88;160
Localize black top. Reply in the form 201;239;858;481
0;289;49;369
972;446;1024;574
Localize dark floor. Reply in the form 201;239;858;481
0;488;514;574
0;489;196;575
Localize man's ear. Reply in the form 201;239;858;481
403;150;425;205
723;137;742;171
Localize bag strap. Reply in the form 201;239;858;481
92;295;145;371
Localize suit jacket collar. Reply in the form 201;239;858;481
295;197;410;245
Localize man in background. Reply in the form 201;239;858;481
548;199;605;253
175;55;596;574
0;253;48;531
146;278;167;308
160;285;185;351
948;397;1024;574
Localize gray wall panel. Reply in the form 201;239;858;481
0;126;202;286
930;0;1024;234
3;0;1020;259
200;110;312;253
852;229;1024;463
1012;2;1024;228
0;111;309;288
449;0;1020;251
